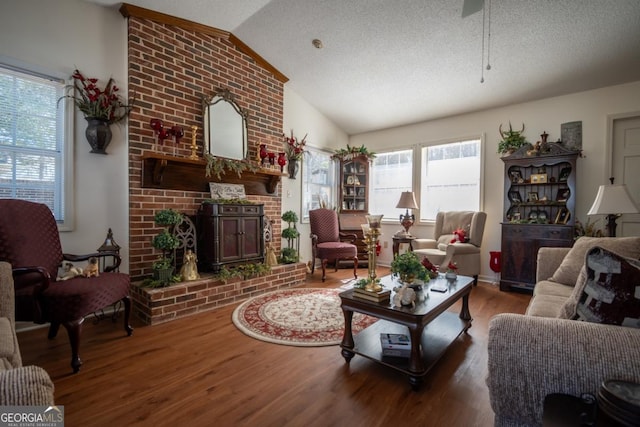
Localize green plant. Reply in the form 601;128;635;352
279;247;299;264
216;263;271;282
154;209;183;226
281;227;300;240
574;218;604;239
280;210;300;264
390;252;429;283
281;210;299;223
497;122;528;154
152;229;180;252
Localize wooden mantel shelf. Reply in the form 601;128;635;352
141;153;283;196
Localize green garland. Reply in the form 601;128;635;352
204;154;259;179
330;144;376;161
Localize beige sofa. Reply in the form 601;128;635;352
0;261;55;405
487;237;640;427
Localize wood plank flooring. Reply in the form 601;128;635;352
17;268;530;427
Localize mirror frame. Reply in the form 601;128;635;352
202;88;249;161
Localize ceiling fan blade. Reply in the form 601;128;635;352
462;0;484;18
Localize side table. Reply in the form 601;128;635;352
392;236;414;258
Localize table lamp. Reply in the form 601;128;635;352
587;177;639;237
395;191;418;237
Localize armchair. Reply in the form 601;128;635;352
0;261;55;405
0;199;133;373
309;209;358;282
413;211;486;285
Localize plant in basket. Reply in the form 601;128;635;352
390;252;430;284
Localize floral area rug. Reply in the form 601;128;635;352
231;288;377;346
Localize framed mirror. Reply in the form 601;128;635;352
203;88;248;160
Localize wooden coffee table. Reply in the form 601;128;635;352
339;274;473;390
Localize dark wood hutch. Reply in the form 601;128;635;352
500;144;581;292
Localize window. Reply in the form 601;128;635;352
419;139;482;221
301;146;337;222
369;149;413;220
0;62;73;228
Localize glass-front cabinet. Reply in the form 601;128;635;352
339;154;369;213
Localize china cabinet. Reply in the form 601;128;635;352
500;144;580;292
338;154;369;212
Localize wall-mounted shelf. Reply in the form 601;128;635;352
141;153;282;196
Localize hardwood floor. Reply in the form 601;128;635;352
17;268;530;427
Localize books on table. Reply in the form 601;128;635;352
380;333;411;358
353;287;391;302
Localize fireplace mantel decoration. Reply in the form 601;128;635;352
141;153;283;196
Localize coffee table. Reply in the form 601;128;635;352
339;274;473;389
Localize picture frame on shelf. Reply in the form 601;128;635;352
509;168;523;183
558;167;571;182
556;188;570;202
555;208;571;224
512;211;521;221
528;192;539;202
509;190;522;203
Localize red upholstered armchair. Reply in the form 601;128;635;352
0;199;132;373
309;208;358;282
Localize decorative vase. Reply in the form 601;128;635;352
287;158;299;179
85;117;112;154
445;271;457;280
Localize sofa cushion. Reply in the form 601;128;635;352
533;280;574;299
558;266;588;319
573;246;640;328
525;294;567;317
549;236;640;286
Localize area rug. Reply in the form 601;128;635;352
232;288;377;346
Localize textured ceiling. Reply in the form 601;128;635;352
88;0;640;135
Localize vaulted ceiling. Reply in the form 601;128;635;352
88;0;640;135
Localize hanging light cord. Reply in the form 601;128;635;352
480;0;492;83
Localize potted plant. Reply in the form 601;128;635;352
390;252;429;284
151;209;183;284
280;210;300;264
497;122;528;155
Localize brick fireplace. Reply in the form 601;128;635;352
120;5;303;324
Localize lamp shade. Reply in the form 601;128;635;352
396;191;418;210
587;184;639;216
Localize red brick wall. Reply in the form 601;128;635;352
125;17;285;280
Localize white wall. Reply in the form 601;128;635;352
282;86;349;265
351;81;640;281
1;0;130;270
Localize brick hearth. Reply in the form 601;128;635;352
131;262;307;325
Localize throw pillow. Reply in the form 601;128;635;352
549;236;640;286
573;246;640;328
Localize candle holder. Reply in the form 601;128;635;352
362;214;383;291
189;126;199;159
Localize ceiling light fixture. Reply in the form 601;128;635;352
312;39;323;49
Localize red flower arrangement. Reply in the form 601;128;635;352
447;262;458;272
60;69;135;124
283;130;307;161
